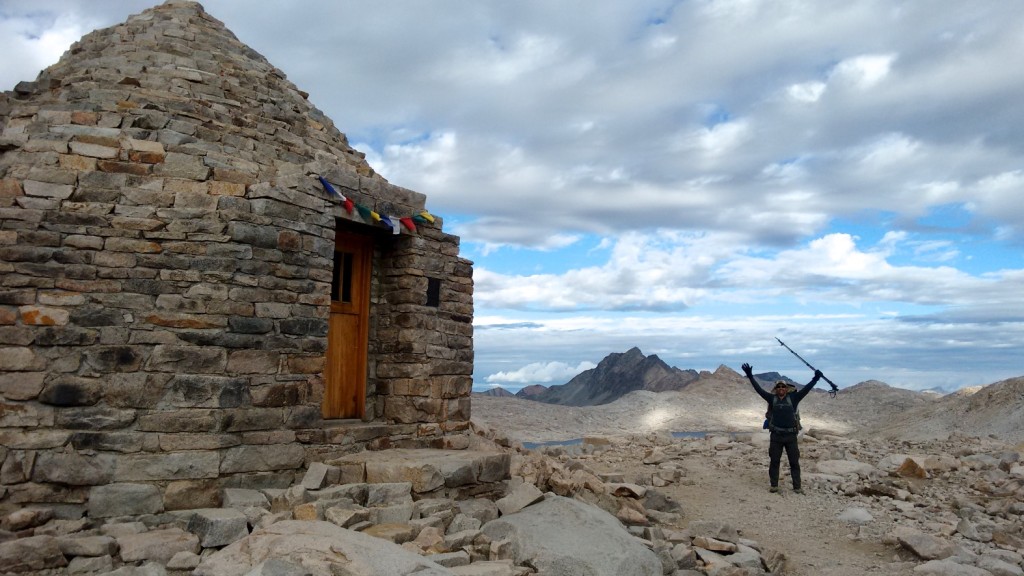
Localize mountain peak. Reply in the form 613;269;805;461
531;348;698;406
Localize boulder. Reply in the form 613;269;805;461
194;520;453;576
481;494;662;576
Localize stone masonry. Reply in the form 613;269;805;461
0;0;474;517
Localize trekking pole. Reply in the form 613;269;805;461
775;337;840;398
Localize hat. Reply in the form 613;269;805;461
773;381;788;390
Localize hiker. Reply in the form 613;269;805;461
741;363;822;494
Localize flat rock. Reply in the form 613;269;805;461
194;520;453;576
481;494;661;576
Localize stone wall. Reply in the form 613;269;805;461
0;0;474;517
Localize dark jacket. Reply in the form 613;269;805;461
746;372;821;432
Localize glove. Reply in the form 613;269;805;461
814;369;823;379
741;363;753;376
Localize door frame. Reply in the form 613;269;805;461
323;229;373;420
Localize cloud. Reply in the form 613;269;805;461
788;81;826;103
474;231;740;311
829;54;897;90
484;360;597;385
0;10;89;87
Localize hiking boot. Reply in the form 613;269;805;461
793;488;804;494
769;486;779;493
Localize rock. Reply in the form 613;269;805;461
223;488;271;510
642;489;682;513
481;494;662;576
100;562;168;576
430;550;471;568
693;547;734;573
324;503;371;528
167;551;201;570
692;535;736;553
896;457;931;479
365;482;413;507
194;520;452;576
0;535;68;572
816;459;877;477
117;527;200;563
301;462;339;490
447;560;521;575
642;447;669;465
495;482;544;516
686;521;740;544
894;527;957;560
186;508;250;547
87;483;164;517
838;507;874;525
271;485;310;512
912;559;995;575
457;498;499;525
240;558;311;576
56;534;118;557
609;482;647;498
67;555;114;574
443;529;480;550
977;555;1023;576
956;518;993;543
360;522;418;544
2;507;53;531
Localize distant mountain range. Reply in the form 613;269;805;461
477;386;515;398
474;347;829;407
475;348;685;406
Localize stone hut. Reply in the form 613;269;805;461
0;1;474;515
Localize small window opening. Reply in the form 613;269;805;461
425;277;441;308
331;250;354;302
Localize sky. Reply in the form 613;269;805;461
2;1;1023;393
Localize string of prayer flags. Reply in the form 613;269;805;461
318;174;436;235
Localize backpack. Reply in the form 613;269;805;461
763;394;801;431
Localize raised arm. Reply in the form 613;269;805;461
741;363;772;402
791;370;823;402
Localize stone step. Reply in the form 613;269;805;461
326;448;511;498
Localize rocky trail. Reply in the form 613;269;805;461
518;427;1024;575
473;374;1024;576
657;437;917;575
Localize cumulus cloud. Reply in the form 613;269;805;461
829;54;897;90
0;10;90;87
484;360;597;385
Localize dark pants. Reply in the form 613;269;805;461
768;431;801;489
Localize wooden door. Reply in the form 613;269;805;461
323;230;373;419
